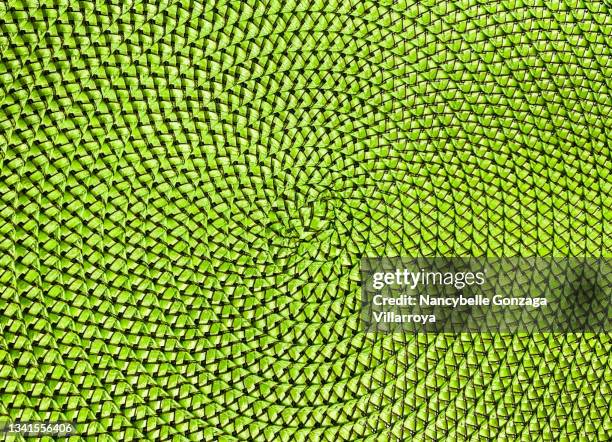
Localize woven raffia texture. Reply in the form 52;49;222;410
0;0;610;440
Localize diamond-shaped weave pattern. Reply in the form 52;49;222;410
0;0;610;440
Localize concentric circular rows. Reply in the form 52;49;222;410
0;0;610;440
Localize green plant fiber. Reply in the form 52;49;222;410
0;0;610;440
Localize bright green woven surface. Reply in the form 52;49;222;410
0;0;611;440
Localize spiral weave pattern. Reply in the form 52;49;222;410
0;0;610;440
